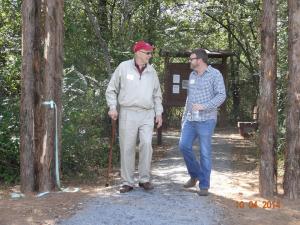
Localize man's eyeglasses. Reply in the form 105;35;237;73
140;51;153;56
189;57;199;62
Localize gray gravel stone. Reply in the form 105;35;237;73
58;132;231;225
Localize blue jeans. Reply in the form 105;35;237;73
179;119;216;190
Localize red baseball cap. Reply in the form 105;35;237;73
133;40;155;53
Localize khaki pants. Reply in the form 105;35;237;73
119;107;155;186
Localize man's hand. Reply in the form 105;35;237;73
192;104;205;111
108;109;118;120
155;115;163;128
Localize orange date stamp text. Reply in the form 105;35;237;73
235;200;281;209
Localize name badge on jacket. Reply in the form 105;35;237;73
126;74;134;80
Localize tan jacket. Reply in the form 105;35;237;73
105;59;163;116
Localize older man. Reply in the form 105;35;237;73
105;40;163;193
179;48;226;196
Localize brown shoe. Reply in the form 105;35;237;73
119;185;133;193
183;178;198;188
138;182;154;191
198;189;209;196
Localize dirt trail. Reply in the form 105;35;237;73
58;129;232;225
1;129;299;225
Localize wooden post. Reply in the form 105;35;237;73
157;56;170;145
218;57;228;127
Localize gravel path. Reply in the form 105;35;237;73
58;130;235;225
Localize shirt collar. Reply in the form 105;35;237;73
131;59;150;73
192;65;211;76
134;60;147;69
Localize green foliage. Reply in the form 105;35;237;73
276;0;288;156
61;67;120;176
0;0;291;182
0;0;21;184
0;0;21;96
0;96;20;184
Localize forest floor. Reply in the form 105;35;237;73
0;128;299;225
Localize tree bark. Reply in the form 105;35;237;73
283;0;300;200
36;0;64;192
20;0;64;193
20;0;38;193
258;0;278;198
98;0;109;41
33;0;45;192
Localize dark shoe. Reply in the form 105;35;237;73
138;182;154;191
119;185;133;193
183;178;198;188
198;189;209;196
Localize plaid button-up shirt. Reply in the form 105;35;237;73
182;65;226;122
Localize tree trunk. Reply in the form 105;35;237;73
258;0;277;198
232;59;240;122
20;0;38;193
33;0;45;192
227;19;239;122
20;0;64;193
36;0;64;192
98;0;109;41
283;0;300;200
